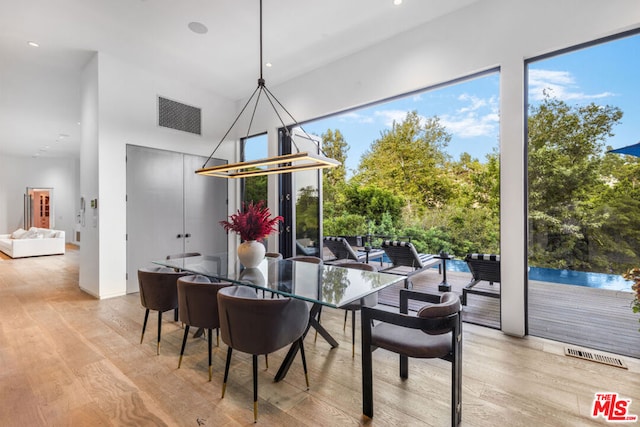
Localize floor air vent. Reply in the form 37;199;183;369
564;346;627;369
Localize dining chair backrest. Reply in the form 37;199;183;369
177;275;231;329
138;266;188;312
217;285;309;355
286;255;323;264
339;261;376;272
265;252;283;260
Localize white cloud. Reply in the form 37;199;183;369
440;112;499;138
456;94;487;113
528;69;615;101
373;95;500;139
337;112;374;124
440;94;499;138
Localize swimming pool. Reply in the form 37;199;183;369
440;259;633;292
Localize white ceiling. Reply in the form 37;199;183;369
0;0;478;158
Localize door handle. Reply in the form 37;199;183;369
176;234;183;238
185;233;191;238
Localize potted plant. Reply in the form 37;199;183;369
220;201;283;268
623;267;640;330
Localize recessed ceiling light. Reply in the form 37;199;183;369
27;41;39;47
265;62;272;68
188;21;208;34
393;0;402;5
59;133;70;138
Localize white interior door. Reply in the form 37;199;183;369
182;154;228;256
126;145;184;293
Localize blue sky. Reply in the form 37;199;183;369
295;32;640;176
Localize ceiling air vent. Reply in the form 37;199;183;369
158;96;201;135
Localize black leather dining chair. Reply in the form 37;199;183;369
138;266;189;355
361;290;462;426
176;274;231;381
217;285;310;423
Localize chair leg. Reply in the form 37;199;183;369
298;337;310;389
216;328;220;346
178;325;190;368
174;307;178;322
399;355;408;379
264;354;268;369
343;310;348;331
222;347;232;398
140;308;150;344
157;311;162;355
208;328;213;381
252;354;259;423
362;326;374;418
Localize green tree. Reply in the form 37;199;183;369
243;174;267;205
343;185;404;227
352;111;453;215
528;95;623;269
321;129;350;219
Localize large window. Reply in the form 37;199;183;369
302;71;501;327
526;31;640;358
241;133;268;205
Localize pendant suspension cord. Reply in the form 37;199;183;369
201;84;261;168
202;0;332;169
262;85;332;156
245;87;264;137
259;0;263;82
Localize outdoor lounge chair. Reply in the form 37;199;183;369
461;253;500;305
379;240;441;288
323;236;385;265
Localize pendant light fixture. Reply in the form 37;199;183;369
196;0;340;179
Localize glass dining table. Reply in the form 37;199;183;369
153;254;404;381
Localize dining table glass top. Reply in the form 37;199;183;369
153;254;404;308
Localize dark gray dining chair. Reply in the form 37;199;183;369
338;261;378;357
217;285;310;423
138;266;189;354
361;290;462;425
177;274;231;381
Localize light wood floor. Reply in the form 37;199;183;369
1;247;639;426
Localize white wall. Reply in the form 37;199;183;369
0;154;79;237
81;52;237;299
249;0;640;336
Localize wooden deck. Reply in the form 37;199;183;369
377;266;640;359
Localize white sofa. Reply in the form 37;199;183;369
0;227;66;258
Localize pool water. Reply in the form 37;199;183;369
439;259;633;292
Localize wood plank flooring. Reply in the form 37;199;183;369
1;246;639;426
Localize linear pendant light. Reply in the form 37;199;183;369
196;0;339;179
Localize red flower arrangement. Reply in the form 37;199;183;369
220;201;283;242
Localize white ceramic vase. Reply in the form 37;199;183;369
237;240;266;268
